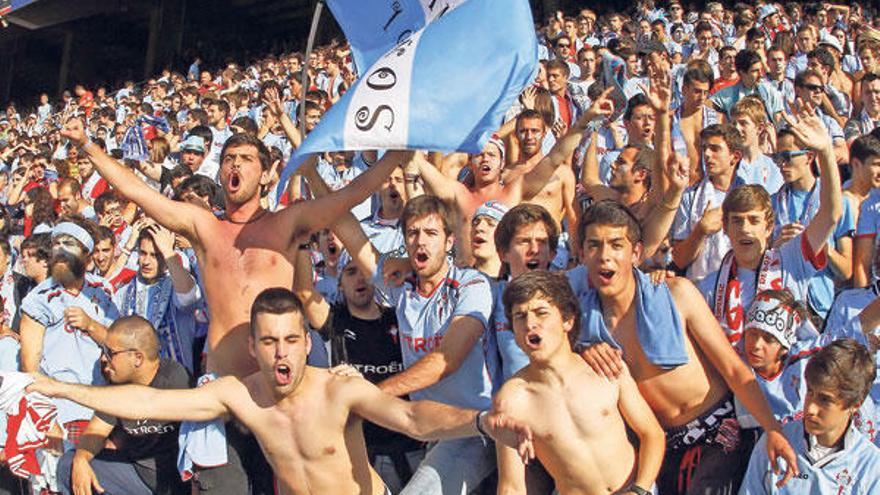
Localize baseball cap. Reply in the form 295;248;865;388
181;135;206;154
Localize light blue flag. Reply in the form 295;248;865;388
278;0;538;201
326;0;466;74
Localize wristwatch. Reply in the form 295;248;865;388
626;484;651;495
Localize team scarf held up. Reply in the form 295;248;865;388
277;0;538;201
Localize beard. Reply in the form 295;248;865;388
49;250;86;286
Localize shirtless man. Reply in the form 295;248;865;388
28;288;531;495
60;118;408;378
492;270;665;495
503;110;582;268
411;91;614;264
573;201;799;494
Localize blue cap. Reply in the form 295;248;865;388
181;135;206;154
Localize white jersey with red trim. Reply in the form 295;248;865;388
20;273;119;424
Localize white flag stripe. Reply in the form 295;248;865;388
419;0;465;24
342;31;423;149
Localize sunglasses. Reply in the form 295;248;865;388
799;83;824;92
772;149;811;165
101;344;139;359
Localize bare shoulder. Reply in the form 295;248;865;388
494;373;535;412
664;276;701;307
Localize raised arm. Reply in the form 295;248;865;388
641;154;688;261
522;88;615;199
282;150;412;246
60;118;209;240
293;245;331;331
262;86;302;149
670;277;799;487
300;158;381;277
406;152;466;204
784;103;843;254
29;373;234;423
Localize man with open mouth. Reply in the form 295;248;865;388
60;117;411;492
574;200;800;495
328;192;499;494
27;288;533;495
492;270;665;495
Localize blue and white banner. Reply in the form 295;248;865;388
278;0;538;200
326;0;466;74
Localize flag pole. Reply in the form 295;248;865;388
300;0;324;139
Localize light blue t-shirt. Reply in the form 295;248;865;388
373;257;497;409
20;274;119;424
771;182;855;318
736;154;783;195
698;234;825;326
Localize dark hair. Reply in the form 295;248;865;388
494;204;559;254
188;108;209;127
683;63;715;88
851;134;880;165
230;116;258;136
189;125;214;147
700;123;744;154
577;200;642;248
27;188;57;228
175;174;220;207
805;339;876;408
400;195;455;236
94;191;122;216
623;93;651;122
250;287;305;336
21;233;51;262
735;49;763;73
0;233;10;258
93;225;115;245
546;59;571;78
794;68;824;88
206;98;230;116
516;109;547;130
722;184;775;225
220;133;272;171
502;270;582;350
807;47;836;70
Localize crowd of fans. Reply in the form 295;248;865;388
4;0;880;494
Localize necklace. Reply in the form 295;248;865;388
223;208;268;225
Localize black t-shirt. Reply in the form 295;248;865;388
97;359;193;493
320;303;423;455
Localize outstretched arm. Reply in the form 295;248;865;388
61;118;209;240
784;101;843;254
343;375;532;454
28;374;234;423
282;150;412;246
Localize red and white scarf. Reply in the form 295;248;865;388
712;248;783;351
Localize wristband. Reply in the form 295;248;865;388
626;484;651;495
475;410;489;438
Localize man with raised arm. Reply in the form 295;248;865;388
27;288;531;495
60;118;408;378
